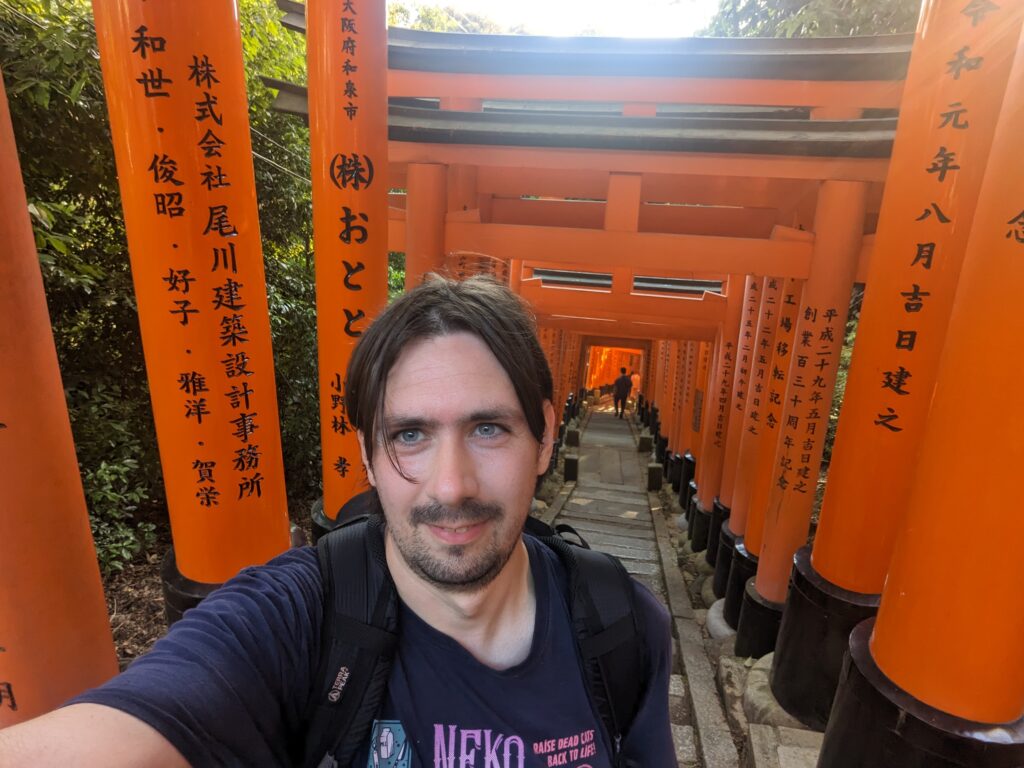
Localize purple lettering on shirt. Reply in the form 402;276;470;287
484;730;505;768
504;735;525;768
460;728;481;767
435;723;457;768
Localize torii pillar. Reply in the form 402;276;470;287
405;163;447;288
718;277;783;624
0;73;118;726
688;274;745;552
724;279;803;625
734;180;867;657
770;0;1024;729
710;275;760;596
817;36;1024;761
92;0;291;614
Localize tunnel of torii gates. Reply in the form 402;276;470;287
2;0;1024;763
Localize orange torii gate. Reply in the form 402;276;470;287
11;2;1024;759
268;14;898;539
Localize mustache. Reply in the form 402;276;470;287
410;499;502;527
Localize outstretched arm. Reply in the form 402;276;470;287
0;704;188;767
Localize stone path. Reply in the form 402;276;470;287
547;407;705;767
537;401;827;768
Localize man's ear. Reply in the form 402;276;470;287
536;399;556;475
357;430;376;486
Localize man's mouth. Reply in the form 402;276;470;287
427;520;488;545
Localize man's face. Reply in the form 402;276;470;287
361;332;554;593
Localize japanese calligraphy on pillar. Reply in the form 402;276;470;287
308;0;389;516
745;280;804;530
692;341;711;435
860;0;1021;439
0;680;15;713
810;0;1024;593
774;302;842;495
732;277;762;422
713;337;736;449
743;278;783;438
92;0;288;582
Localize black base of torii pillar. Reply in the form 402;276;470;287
769;546;880;730
705;498;729;567
723;539;757;629
161;548;220;626
818;620;1024;768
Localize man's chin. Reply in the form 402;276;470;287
407;539;519;595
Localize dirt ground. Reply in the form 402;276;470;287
103;549;166;668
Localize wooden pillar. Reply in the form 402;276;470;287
721;278;775;536
667;342;684;450
813;0;1022;597
718;276;761;517
696;273;745;568
726;277;784;540
665;342;682;451
676;341;695;451
307;0;390;531
740;281;804;577
693;342;712;451
734;180;866;658
0;73;118;726
91;0;290;607
719;280;804;617
771;0;1024;731
819;29;1024;761
404;163;447;289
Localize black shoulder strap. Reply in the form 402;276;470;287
536;535;647;758
303;516;399;768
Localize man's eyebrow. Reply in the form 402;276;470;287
381;407;522;430
380;415;437;432
467;407;522;423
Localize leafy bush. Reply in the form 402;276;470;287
67;382;160;575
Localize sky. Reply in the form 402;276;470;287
402;0;723;38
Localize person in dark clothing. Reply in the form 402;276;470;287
613;367;632;418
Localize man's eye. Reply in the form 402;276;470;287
394;429;422;444
475;423;505;438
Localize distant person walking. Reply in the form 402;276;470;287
613;367;632;418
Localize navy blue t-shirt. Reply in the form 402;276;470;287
73;536;675;767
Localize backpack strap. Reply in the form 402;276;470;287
537;535;647;759
303;516;398;768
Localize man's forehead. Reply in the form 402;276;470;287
381;404;525;427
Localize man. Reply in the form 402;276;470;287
612;367;632;419
0;276;674;767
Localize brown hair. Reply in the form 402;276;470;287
345;275;554;474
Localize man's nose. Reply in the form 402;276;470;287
425;434;480;506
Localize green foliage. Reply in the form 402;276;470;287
703;0;921;37
2;0;162;574
388;251;406;300
388;2;504;33
264;253;321;508
0;0;324;571
71;384;157;575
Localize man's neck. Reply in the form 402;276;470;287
385;535;536;671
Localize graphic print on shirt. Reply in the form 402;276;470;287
433;724;601;767
367;720;411;768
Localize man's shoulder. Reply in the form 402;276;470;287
189;545;324;633
218;545;321;600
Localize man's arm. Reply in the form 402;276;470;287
0;704;188;767
0;547;323;767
